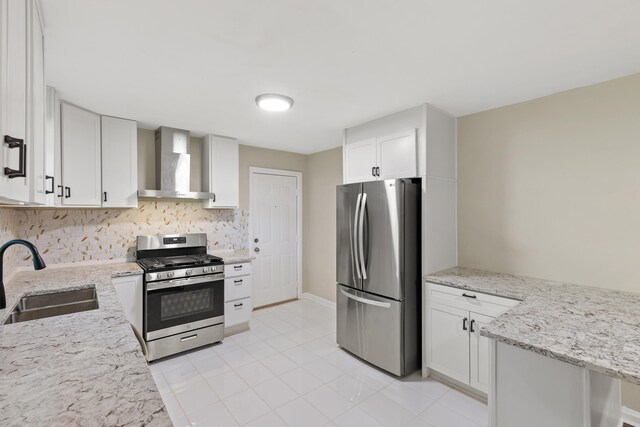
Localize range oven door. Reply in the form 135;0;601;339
145;273;224;341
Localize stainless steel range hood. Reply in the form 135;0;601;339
138;127;216;201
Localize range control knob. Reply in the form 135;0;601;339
203;267;209;273
167;271;175;278
157;272;164;279
185;269;192;276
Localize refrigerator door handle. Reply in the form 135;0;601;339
358;192;368;280
353;192;363;279
340;288;391;308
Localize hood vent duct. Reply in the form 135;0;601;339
138;126;216;200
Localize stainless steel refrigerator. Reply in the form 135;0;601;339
336;178;421;377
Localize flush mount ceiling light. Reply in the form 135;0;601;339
255;93;294;112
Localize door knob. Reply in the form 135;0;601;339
254;247;260;253
254;238;259;243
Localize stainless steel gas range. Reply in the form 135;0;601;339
136;233;225;361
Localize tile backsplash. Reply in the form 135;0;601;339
9;201;249;268
0;209;18;279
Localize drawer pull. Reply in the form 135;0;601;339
462;293;477;299
180;334;197;342
233;265;243;270
234;279;243;285
234;302;243;309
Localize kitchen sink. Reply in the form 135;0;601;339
4;287;99;325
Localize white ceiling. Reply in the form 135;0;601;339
41;0;640;154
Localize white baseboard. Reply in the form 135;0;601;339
621;406;640;426
301;292;336;310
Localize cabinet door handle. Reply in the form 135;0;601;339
470;319;476;333
371;166;376;177
4;135;26;178
103;192;107;203
376;166;380;177
45;176;55;194
57;185;64;198
463;317;468;331
462;293;477;299
65;187;71;198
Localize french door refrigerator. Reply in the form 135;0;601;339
336;178;421;377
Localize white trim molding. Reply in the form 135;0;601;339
621;406;640;426
301;292;336;310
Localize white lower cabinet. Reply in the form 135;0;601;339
224;262;252;331
428;304;471;385
425;282;519;394
112;275;143;338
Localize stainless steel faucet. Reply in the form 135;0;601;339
0;240;46;309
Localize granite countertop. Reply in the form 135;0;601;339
0;263;170;426
425;267;640;385
213;249;255;264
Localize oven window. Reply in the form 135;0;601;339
161;289;213;320
146;279;224;335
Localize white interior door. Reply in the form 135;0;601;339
251;172;299;308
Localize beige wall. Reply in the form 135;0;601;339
303;147;343;302
238;145;307;210
457;72;640;409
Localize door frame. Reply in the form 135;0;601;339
249;167;303;302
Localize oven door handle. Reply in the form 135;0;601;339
146;273;224;291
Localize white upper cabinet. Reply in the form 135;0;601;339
28;0;46;205
1;0;29;203
344;130;417;184
202;134;239;209
0;0;48;205
344;137;377;184
59;102;101;206
377;129;417;179
101;116;137;208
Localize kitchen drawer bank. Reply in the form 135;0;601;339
0;263;170;427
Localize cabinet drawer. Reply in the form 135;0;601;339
426;282;519;317
225;298;252;327
224;262;252;278
225;275;251;302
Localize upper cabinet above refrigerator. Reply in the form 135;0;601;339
342;103;456;184
344;129;417;184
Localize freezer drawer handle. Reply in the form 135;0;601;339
340;289;391;308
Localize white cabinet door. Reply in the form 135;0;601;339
428;303;470;384
0;0;29;203
44;87;57;205
344;138;377;184
27;0;45;205
377;129;417;180
202;134;239;208
469;312;493;393
60;102;101;206
101;116;137;208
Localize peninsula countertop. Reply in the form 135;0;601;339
213;249;255;264
0;263;170;426
425;267;640;385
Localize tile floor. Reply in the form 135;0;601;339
149;299;488;427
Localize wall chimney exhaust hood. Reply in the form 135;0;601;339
138;127;216;201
